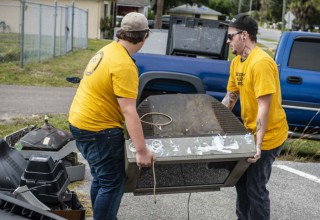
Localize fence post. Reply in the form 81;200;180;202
38;4;42;63
59;6;62;56
64;6;68;53
86;8;88;49
19;0;25;68
70;1;74;51
52;0;57;57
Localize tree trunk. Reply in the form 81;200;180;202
155;0;164;29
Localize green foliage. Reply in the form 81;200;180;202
290;0;319;30
268;0;285;22
281;138;320;162
100;16;114;39
209;0;238;17
153;0;211;14
0;49;19;62
0;33;20;63
313;0;320;11
148;8;155;20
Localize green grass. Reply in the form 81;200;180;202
0;38;111;87
0;114;69;138
0;33;20;62
281;138;320;162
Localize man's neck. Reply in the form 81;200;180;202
118;40;140;56
241;42;256;62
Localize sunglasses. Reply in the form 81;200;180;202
227;31;243;41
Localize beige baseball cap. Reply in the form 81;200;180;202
120;12;149;32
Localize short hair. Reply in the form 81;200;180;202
248;32;257;42
116;29;149;44
234;28;257;42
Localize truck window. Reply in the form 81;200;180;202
288;38;320;72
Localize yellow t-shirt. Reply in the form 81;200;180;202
68;41;139;131
227;47;288;150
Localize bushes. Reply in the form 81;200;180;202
100;16;114;39
0;49;19;63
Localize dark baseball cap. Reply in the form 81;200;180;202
221;14;258;36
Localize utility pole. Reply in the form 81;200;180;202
238;0;242;13
281;0;286;32
155;0;164;29
249;0;253;15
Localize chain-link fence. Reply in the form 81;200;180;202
0;0;88;67
0;2;20;63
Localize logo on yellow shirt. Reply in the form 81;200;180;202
236;72;245;86
85;51;104;76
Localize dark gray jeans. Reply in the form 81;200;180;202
236;144;283;220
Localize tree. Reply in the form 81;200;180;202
153;0;211;15
258;0;282;22
269;0;285;22
312;0;320;11
209;0;238;18
290;0;319;30
153;0;212;28
155;0;164;29
100;16;114;39
259;0;269;22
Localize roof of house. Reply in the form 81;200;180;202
117;0;150;7
168;4;222;16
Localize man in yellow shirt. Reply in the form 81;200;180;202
69;12;155;220
221;14;288;220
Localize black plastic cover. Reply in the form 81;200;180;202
17;120;73;151
20;155;70;204
0;139;27;190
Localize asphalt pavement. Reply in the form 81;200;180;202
1;84;319;220
0;84;76;121
257;27;282;51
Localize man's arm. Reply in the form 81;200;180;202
247;94;272;163
221;91;239;111
117;97;155;167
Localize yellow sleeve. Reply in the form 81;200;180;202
253;59;277;98
112;64;138;99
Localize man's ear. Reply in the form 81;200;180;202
242;31;247;41
144;32;149;40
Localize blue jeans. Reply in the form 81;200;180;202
69;124;125;220
236;144;283;220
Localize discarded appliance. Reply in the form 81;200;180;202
20;154;71;204
0;139;27;189
4;117;85;182
124;94;256;195
0;140;85;220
